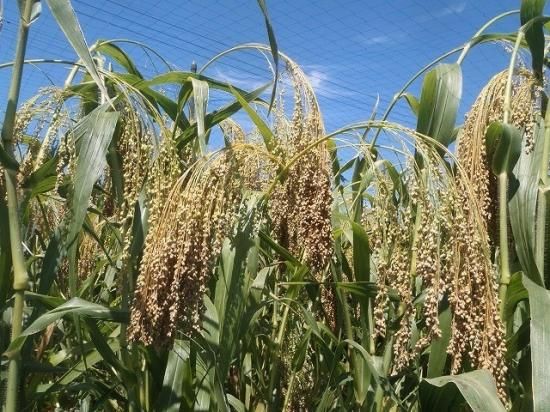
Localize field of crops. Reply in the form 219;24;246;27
1;0;549;410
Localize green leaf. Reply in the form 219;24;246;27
194;344;214;412
331;143;351;190
485;121;523;176
25;292;65;308
202;295;220;350
4;297;128;358
523;275;550;411
17;0;41;24
37;233;62;295
351;221;370;284
401;92;419;116
343;339;383;386
521;0;546;79
420;370;506;412
256;0;279;111
507;321;530;360
190;77;209;154
416;63;462;148
427;306;451;378
95;41;143;77
65;105;119;246
176;84;270;149
259;229;300;266
155;339;192;412
334;281;379;299
39;341;121;394
350;157;366;221
213;196;260;379
227;395;245;412
0;144;19;170
291;329;311;371
145;71;258;97
21;155;58;195
504;272;529;321
45;0;109;99
510;117;544;285
228;85;276;153
84;319;135;384
315;389;337;412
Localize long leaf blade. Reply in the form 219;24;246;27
420;370;506;412
416;63;462;148
523;275;550;411
45;0;109;97
66;105;119;246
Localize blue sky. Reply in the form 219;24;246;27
0;0;537;135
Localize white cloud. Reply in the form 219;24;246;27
363;35;392;46
416;2;466;24
354;34;394;47
307;69;329;90
437;1;466;17
213;68;267;90
302;65;358;98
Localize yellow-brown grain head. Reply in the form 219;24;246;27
128;147;244;347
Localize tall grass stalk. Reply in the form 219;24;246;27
1;0;34;410
498;29;524;315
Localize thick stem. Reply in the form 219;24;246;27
5;290;25;411
498;173;511;316
3;171;27;290
497;29;523;316
2;0;34;410
282;365;296;411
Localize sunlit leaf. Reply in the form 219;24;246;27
416;63;462;149
420;370;506;412
523;275;550;411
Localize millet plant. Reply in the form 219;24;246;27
1;0;550;411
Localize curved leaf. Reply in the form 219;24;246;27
509;117;544;285
427;306;451;378
228;85;276;153
420;370;506;412
401;92;419;116
256;0;278;111
190;77;209;154
521;0;546;79
155;339;193;412
485;121;522;176
45;0;109;98
4;297;128;358
95;41;143;77
66;105;119;246
416;63;462;148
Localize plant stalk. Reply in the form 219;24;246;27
498;172;511;316
267;295;292;409
497;29;523;316
2;0;34;410
456;10;519;65
267;267;306;410
282;370;296;411
502;30;524;125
